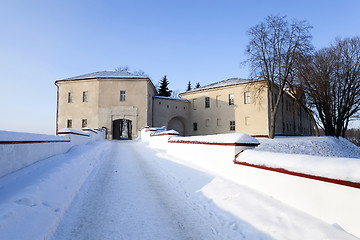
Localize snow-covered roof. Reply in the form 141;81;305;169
153;96;190;102
58;70;149;81
182;78;258;94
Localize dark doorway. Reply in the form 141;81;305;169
112;119;132;140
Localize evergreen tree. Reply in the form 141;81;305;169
195;82;201;88
186;81;192;91
157;75;172;97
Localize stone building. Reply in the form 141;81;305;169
180;78;314;136
55;71;157;139
55;71;313;139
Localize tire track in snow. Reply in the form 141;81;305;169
52;141;198;240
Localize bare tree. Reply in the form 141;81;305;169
115;65;130;72
115;66;150;78
134;69;149;77
246;15;313;138
298;37;360;137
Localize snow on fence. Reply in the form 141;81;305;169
0;128;106;178
234;151;360;238
142;129;360;238
140;127;259;161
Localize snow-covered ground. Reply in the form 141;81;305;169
255;136;360;158
0;140;357;239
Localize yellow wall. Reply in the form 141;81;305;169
181;81;269;136
57;79;100;131
57;77;156;139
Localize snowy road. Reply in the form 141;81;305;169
51;141;357;240
52;141;207;239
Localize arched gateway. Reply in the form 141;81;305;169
112;119;132;140
167;116;186;135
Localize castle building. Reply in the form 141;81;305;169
180;78;314;137
55;71;314;139
55;71;156;139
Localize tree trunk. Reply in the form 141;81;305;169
304;108;320;137
269;110;276;139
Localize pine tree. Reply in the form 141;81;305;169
195;82;201;88
157;75;172;97
186;81;192;91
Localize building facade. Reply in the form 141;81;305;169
55;71;314;139
55;71;156;139
180;78;314;137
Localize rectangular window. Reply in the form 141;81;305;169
120;90;126;101
217;118;221;126
229;94;234;105
245;117;250;126
82;119;87;128
68;92;73;103
216;95;221;107
67;119;72;128
193;99;197;110
205;119;209;127
244;92;251;104
83;91;88;102
205;97;210;108
230;121;235;131
193;122;198;131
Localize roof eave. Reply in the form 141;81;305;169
180;79;266;95
55;76;150;84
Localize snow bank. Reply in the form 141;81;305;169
0;130;69;142
256;136;360;158
236;150;360;183
0;128;106;178
0;141;111;240
145;133;360;238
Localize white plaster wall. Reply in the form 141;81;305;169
0;130;105;178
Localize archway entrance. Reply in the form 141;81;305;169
167;117;185;135
112;119;132;140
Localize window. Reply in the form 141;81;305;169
230;121;235;131
286;101;289;111
228;94;234;105
120;90;126;101
205;97;210;108
67;119;72;128
217;118;221;126
83;91;88;102
205;119;209;127
283;122;285;133
193;99;197;110
245;117;250;126
216;95;221;107
68;92;73;103
82;119;87;128
244;92;250;104
193;122;198;131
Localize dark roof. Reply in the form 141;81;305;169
182;78;254;94
58;70;149;81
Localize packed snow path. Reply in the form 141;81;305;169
53;141;205;239
51;141;356;240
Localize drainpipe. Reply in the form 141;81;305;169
54;81;59;135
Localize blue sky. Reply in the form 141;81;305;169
1;0;359;134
